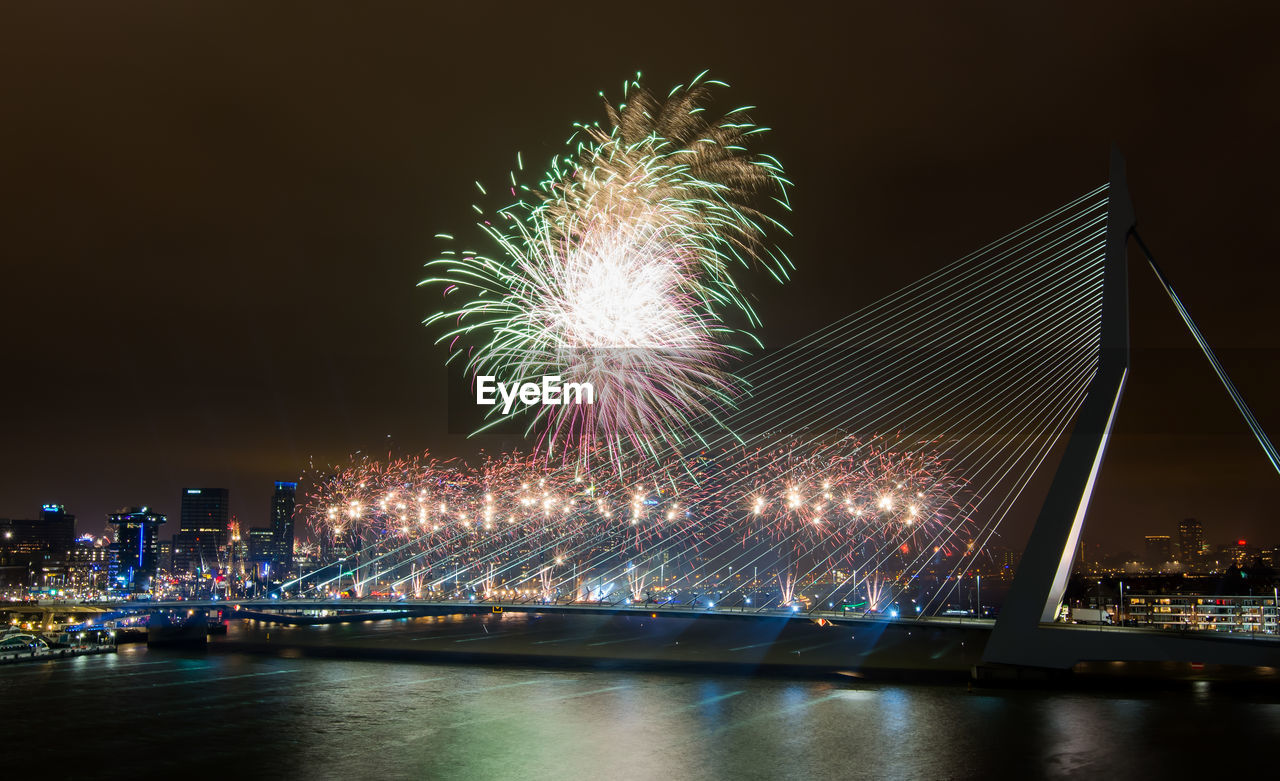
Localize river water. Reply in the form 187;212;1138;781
4;621;1279;779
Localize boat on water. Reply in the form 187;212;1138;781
0;632;50;660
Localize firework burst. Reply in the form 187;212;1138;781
302;435;973;605
423;72;792;466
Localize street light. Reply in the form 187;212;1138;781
1096;580;1103;631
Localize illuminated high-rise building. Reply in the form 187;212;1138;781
172;487;229;576
247;527;276;580
0;504;77;588
69;535;110;591
271;481;297;575
1178;518;1204;564
38;504;75;564
107;506;166;592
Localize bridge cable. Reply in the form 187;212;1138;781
1132;230;1280;476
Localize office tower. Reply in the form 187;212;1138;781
0;504;77;589
1178;518;1204;564
247;527;276;581
173;487;229;576
39;504;76;565
271;481;297;575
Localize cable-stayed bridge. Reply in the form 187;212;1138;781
115;152;1280;676
298;179;1116;616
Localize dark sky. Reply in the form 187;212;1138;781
2;3;1277;554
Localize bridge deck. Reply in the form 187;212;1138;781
49;598;1280;675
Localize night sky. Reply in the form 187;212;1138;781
2;4;1277;554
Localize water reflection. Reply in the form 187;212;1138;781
2;632;1278;780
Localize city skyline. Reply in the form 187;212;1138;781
0;476;299;594
1;481;300;539
2;8;1279;775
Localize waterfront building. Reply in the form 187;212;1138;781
107;506;166;592
1125;593;1279;634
